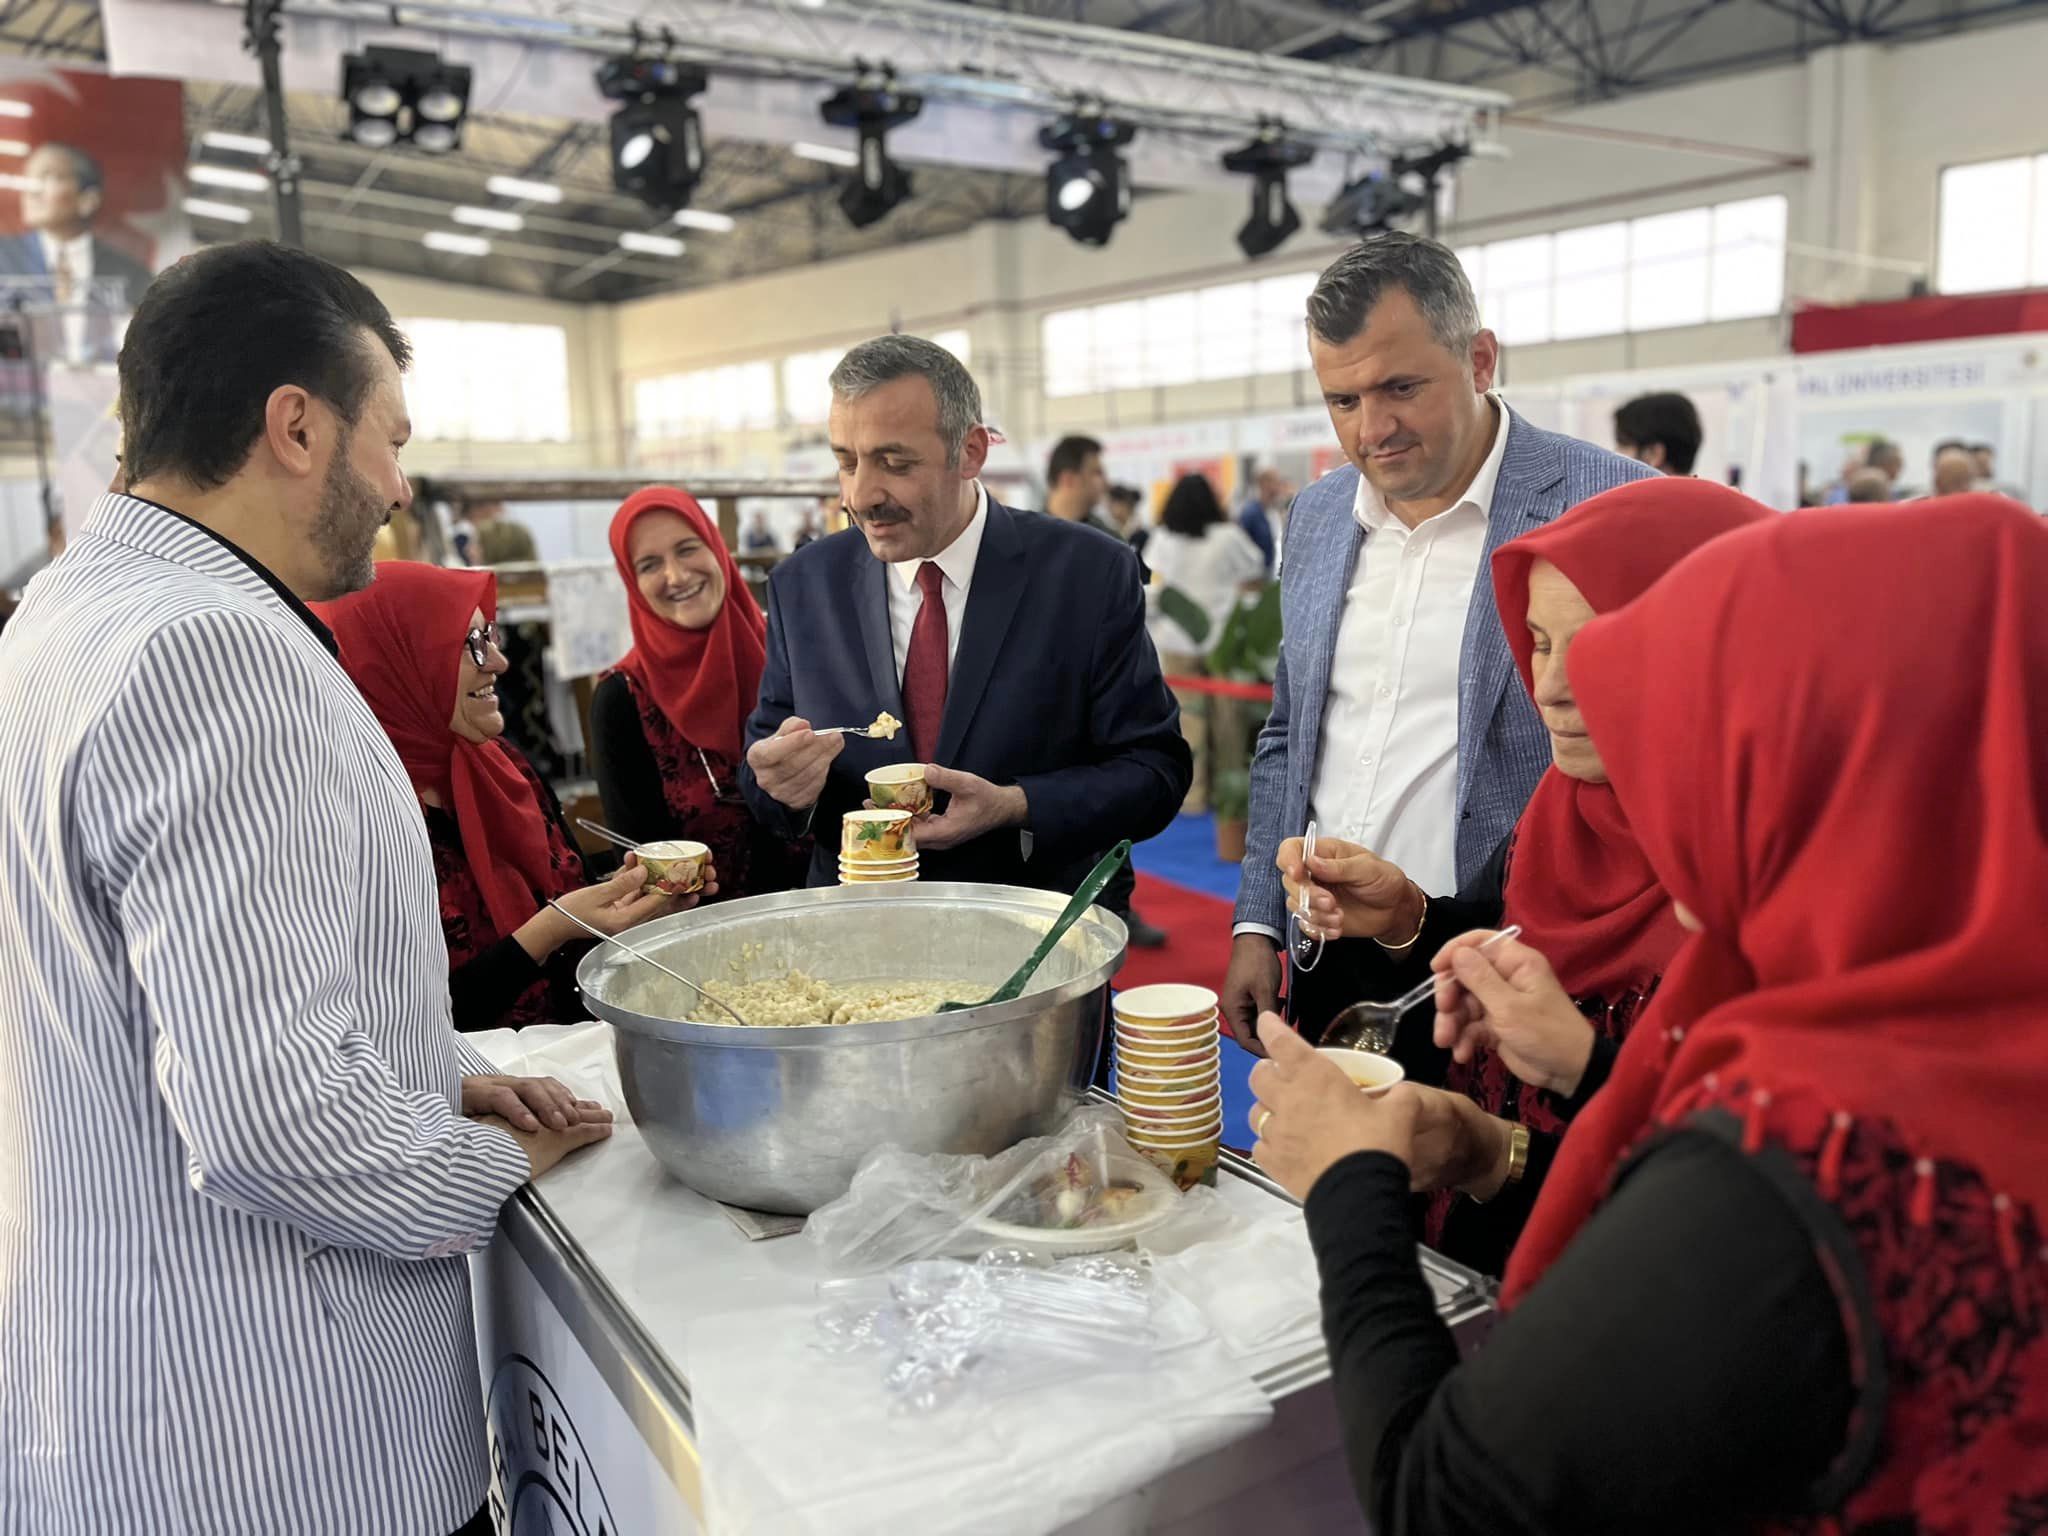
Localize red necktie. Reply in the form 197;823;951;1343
903;561;949;763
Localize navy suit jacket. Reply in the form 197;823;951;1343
1236;406;1660;932
742;497;1194;892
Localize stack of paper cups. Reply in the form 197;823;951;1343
1111;984;1222;1189
839;808;919;884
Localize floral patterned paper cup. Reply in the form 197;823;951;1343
637;840;709;896
842;809;916;863
865;763;932;816
1113;984;1221;1027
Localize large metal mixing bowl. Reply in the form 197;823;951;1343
575;883;1126;1214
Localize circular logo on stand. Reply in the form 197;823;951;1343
486;1353;619;1536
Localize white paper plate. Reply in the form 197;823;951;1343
969;1192;1180;1256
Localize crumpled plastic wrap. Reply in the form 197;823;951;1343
805;1106;1220;1273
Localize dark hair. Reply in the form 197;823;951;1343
1933;438;1971;459
1612;392;1704;476
1160;473;1226;537
1866;438;1903;472
1306;231;1480;351
118;241;410;490
1046;434;1103;488
1107;482;1141;507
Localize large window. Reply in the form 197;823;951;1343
1455;194;1788;346
633;362;778;442
780;329;971;426
1040;271;1316;399
1937;154;2048;294
401;319;572;443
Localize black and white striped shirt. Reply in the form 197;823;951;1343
0;494;532;1534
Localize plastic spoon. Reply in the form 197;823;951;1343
1322;924;1523;1054
936;842;1132;1014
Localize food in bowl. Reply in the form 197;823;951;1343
841;808;916;862
990;1153;1156;1231
638;840;710;896
665;969;977;1027
865;762;932;815
1316;1048;1406;1095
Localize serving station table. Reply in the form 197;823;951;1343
471;1104;1495;1535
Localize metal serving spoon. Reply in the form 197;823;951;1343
1322;924;1522;1054
548;900;751;1028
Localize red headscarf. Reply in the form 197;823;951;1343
1489;478;1773;1001
608;487;765;762
315;561;572;937
1503;496;2048;1306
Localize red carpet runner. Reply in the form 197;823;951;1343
1115;872;1235;996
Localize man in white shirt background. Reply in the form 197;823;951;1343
743;335;1191;919
1222;232;1656;1079
0;142;154;363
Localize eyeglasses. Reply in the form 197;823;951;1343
464;623;505;668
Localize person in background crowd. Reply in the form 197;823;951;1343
318;562;694;1032
1225;231;1656;1078
1279;477;1773;1276
1247;496;2048;1536
1611;391;1702;477
0;241;606;1536
797;496;832;548
1973;441;1997;482
590;487;807;901
1147;473;1266;660
1044;433;1124;540
743;335;1190;939
743;509;780;553
1932;441;1978;497
1111;481;1152;577
467;497;539;565
1238;465;1293;572
1866;437;1909;497
1847;467;1892;503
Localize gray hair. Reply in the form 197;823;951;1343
829;334;983;467
1306;231;1481;354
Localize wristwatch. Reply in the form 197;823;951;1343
1472;1123;1531;1204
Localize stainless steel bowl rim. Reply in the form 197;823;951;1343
575;881;1130;1049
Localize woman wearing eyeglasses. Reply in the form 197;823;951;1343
589;486;805;902
317;562;709;1033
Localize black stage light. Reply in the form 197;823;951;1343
340;46;471;154
1321;141;1470;239
1223;129;1314;259
820;77;922;230
1040;115;1135;248
598;54;709;213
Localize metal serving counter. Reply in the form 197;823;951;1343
471;1103;1494;1535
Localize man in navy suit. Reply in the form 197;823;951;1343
742;335;1191;910
1222;233;1656;1075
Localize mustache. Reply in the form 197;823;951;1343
852;500;914;526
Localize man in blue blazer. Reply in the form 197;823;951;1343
1224;233;1656;1075
742;335;1192;906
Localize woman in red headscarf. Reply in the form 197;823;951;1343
589;487;805;901
1281;477;1771;1272
318;562;707;1032
1247;497;2048;1534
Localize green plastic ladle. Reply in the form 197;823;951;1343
937;841;1133;1013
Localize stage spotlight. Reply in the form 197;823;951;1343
1040;115;1134;248
820;77;921;230
1223;128;1313;259
598;54;709;213
340;46;471;154
1320;141;1470;239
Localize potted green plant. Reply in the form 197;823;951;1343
1204;582;1281;864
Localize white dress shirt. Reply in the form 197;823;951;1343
887;479;989;681
1309;397;1510;900
0;494;531;1533
40;229;95;362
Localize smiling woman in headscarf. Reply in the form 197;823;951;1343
588;486;805;901
317;561;703;1031
1280;477;1771;1271
1246;496;2048;1534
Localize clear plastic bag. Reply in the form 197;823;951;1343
814;1254;1160;1413
804;1106;1186;1274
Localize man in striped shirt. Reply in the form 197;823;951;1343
0;242;609;1535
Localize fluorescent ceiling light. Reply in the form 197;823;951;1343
424;231;491;256
452;205;524;231
185;198;254;224
671;208;735;233
618;230;686;257
200;131;272;155
0;101;31;119
485;175;562;204
0;141;28;158
188;164;269;192
792;141;859;169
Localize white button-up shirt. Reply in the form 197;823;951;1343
886;479;989;681
0;494;531;1533
1308;397;1509;898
